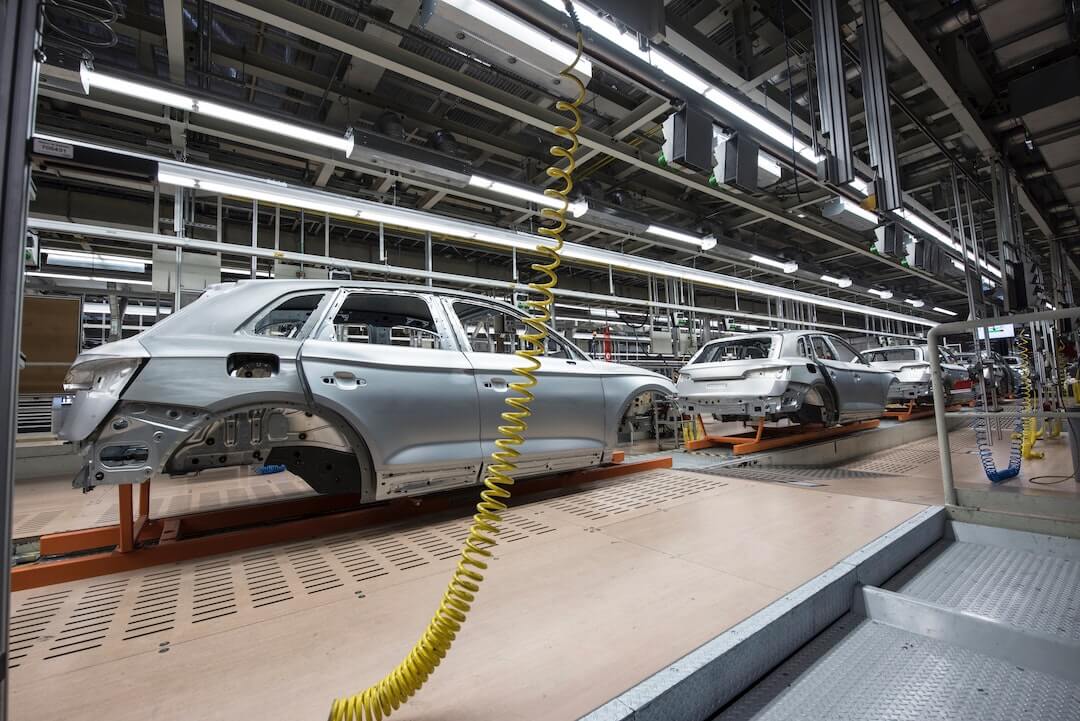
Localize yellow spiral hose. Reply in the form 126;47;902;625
1018;331;1043;460
327;30;587;721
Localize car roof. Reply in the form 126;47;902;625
701;329;826;346
136;279;523;339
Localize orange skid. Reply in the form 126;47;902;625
15;456;672;591
685;417;879;455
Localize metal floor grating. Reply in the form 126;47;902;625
845;447;944;475
892;540;1080;640
544;470;726;520
712;524;1080;721
8;468;727;675
698;465;891;485
715;615;1080;721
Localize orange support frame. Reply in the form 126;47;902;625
684;417;880;455
882;400;964;422
17;456;673;591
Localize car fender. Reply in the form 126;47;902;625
601;376;675;447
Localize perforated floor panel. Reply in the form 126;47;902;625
7;469;727;675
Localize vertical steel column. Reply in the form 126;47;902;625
811;0;854;184
273;205;279;251
424;231;432;287
216;195;222;243
378;222;385;263
173;189;184;310
250;199;258;279
0;3;38;714
323;213;329;258
858;0;901;210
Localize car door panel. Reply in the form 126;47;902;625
810;335;859;417
299;292;482;500
443;298;607;477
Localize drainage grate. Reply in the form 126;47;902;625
698;465;891;485
846;448;943;475
542;470;727;520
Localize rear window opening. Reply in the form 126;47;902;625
694;337;774;363
865;348;918;362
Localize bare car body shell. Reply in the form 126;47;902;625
53;280;674;502
675;330;893;425
864;345;975;404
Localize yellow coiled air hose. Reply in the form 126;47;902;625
327;20;587;721
1018;331;1044;460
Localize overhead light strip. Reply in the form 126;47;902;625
81;66;353;154
154;162;935;327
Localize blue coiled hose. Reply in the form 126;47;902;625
971;337;1028;483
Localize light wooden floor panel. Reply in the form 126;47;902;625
9;469;925;721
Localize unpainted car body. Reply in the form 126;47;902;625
675;330;893;425
53;281;674;502
864;345;975;405
958;350;1011;395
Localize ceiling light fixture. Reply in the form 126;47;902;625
820;274;853;288
468;174;587;216
932;306;958;316
149;162;937;327
645;224;711;249
749;254;798;273
45;249;147;273
867;288;893;299
27;270;153;286
82;66;353;154
904;298;926;308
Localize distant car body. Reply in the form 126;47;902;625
864;345;975;405
1001;355;1025;392
52;281;675;501
958;350;1010;396
676;330;893;425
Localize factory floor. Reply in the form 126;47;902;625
8;424;1078;721
10;468;924;721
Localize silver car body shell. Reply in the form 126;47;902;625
53;280;674;501
675;330;894;424
865;345;975;403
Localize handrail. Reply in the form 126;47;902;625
928;307;1080;505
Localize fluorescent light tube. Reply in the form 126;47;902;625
821;274;853;288
45;249;147;273
196;101;352;153
83;67;195;110
83;303;171;316
158;167;361;217
84;67;351;153
645;224;708;248
867;288;893;299
757;154;783;182
749;254;798;273
839;198;879;225
362;209;479;240
932;307;958;316
468;174;562;209
847;177;872;196
442;0;592;80
904;298;925;308
27;271;152;286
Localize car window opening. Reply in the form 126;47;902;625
332;293;442;348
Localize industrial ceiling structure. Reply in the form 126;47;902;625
24;0;1080;338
